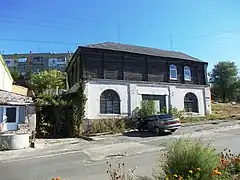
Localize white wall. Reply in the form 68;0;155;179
170;86;205;115
82;80;212;119
0;56;13;92
86;82;129;119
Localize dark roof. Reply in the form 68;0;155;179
0;90;34;105
86;42;204;62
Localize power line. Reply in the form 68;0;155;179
118;24;120;43
0;15;75;28
169;35;173;50
189;29;240;39
2;5;240;47
0;19;73;30
4;6;118;25
5;3;240;42
0;38;79;45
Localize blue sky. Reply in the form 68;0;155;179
0;0;240;71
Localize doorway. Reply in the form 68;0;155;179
142;94;167;113
2;106;19;131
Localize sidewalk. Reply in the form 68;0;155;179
0;119;239;162
0;138;92;162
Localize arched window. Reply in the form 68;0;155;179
184;66;191;81
100;89;120;114
169;64;177;80
184;93;199;113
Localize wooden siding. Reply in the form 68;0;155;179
67;48;208;88
197;64;206;85
104;53;123;80
82;51;103;79
147;57;167;82
123;55;145;81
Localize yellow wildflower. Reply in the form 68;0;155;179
189;170;193;174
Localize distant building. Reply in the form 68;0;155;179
2;52;72;75
0;55;13;91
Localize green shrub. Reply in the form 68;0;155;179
159;107;167;114
87;118;126;134
169;106;184;119
153;137;220;179
138;100;157;118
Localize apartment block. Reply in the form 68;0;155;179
2;52;72;75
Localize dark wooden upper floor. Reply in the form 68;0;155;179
66;42;208;88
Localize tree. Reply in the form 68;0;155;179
9;69;20;83
137;100;156;118
209;61;239;102
28;70;67;94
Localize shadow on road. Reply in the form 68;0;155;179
122;131;171;138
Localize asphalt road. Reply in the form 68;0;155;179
0;122;240;180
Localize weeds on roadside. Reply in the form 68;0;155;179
153;137;240;180
106;161;137;180
87;118;126;134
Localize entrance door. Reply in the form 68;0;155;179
142;95;167;113
3;107;19;131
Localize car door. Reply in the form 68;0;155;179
146;116;156;131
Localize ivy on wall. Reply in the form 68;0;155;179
35;80;87;138
63;79;87;136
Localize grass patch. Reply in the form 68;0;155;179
212;103;240;120
180;103;240;124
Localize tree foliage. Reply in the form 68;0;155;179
137;100;156;118
28;70;66;94
9;69;20;83
209;61;239;102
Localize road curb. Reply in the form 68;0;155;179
181;120;234;127
78;135;94;141
89;120;240;140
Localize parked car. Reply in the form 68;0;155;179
136;114;181;134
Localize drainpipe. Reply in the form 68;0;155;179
202;88;207;116
168;86;172;113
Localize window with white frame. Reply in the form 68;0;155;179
169;64;177;80
184;66;191;81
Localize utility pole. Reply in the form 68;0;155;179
118;24;120;44
170;35;173;51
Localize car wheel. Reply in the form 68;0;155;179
170;129;176;133
155;127;160;135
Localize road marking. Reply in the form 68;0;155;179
1;149;85;163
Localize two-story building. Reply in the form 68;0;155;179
66;42;211;120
